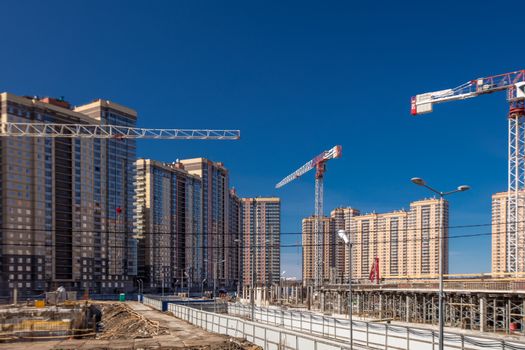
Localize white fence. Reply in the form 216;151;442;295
169;302;354;350
227;303;525;350
143;296;163;310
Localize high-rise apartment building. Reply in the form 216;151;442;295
241;197;280;286
134;159;202;292
350;211;409;279
349;198;447;280
179;158;233;288
302;216;334;286
228;189;242;292
407;198;448;277
0;93;137;297
491;191;525;273
303;198;448;284
330;207;360;282
74;99;138;293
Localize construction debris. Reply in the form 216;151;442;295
96;303;169;339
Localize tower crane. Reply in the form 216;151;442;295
0;122;240;139
275;145;342;288
411;69;525;274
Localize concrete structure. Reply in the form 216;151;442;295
320;279;525;335
491;191;525;274
0;93;137;297
179;158;233;289
302;216;334;286
134;159;202;293
241;197;281;286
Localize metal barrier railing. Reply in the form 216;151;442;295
169;303;356;350
227;303;525;350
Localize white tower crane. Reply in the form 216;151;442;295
0;122;240;140
411;70;525;274
276;145;342;288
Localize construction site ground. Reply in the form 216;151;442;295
0;301;259;350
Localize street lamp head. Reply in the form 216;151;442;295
337;229;349;244
457;185;470;192
411;177;426;186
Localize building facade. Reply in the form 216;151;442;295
134;159;202;292
302;216;334;286
350;211;409;280
348;198;447;280
0;93;137;297
330;207;360;283
228;189;242;293
180;158;232;288
241;197;281;286
491;191;525;274
74;99;138;293
303;198;448;285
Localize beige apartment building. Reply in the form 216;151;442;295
241;197;280;286
491;191;525;274
302;216;334;286
350;211;409;279
0;93;137;297
134;159;202;292
302;198;448;284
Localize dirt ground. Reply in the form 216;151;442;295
0;302;261;350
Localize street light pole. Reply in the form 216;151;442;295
234;238;241;300
411;177;470;350
280;270;286;304
251;223;256;321
337;229;353;349
204;259;225;312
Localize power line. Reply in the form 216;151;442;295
0;229;498;250
0;219;522;235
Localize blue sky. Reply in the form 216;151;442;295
0;1;520;279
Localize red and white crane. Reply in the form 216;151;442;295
411;70;525;274
276;145;342;288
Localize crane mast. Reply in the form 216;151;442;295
412;70;525;274
276;145;342;288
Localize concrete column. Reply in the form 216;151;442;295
379;294;383;319
406;295;410;323
320;291;326;312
